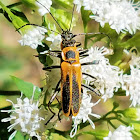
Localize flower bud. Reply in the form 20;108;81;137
123;108;140;121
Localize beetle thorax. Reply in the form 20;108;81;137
61;30;76;48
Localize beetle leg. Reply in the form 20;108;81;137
46;80;61;125
47;89;60;122
81;84;101;96
48;79;61;104
82;72;96;81
76;42;81;47
79;49;89;56
43;65;61;70
58;108;62;122
81;60;99;66
48;89;60;108
48;50;61;53
35;50;62;59
79;49;89;58
46;51;61;58
80;54;89;58
45;113;55;125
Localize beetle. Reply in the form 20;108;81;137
60;31;82;117
31;1;108;122
43;30;101;123
42;30;101;121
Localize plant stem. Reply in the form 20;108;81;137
0;90;20;95
108;120;117;129
117;118;129;125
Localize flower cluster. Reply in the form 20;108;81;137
129;52;140;69
74;0;140;34
46;33;61;49
122;65;140;107
120;49;140;107
46;24;62;49
103;125;133;140
18;0;61;49
19;26;47;49
1;87;46;140
70;89;101;138
19;24;62;49
81;46;140;107
81;47;123;101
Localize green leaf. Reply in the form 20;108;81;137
130;123;140;137
22;0;37;9
81;7;91;31
52;0;73;10
11;76;41;100
108;47;124;65
0;1;29;30
94;130;109;140
121;32;140;51
44;7;77;31
50;133;67;140
11;8;29;23
76;130;109;140
46;56;53;66
0;2;22;13
99;23;119;45
37;44;49;53
52;8;72;30
37;44;53;66
39;55;53;66
14;131;24;140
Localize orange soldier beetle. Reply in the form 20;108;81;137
20;1;110;123
38;2;102;122
43;30;101;123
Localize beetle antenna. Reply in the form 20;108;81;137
75;32;112;42
36;0;63;31
16;23;60;34
69;4;75;31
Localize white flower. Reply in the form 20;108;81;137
81;47;122;102
73;0;101;13
130;56;140;69
18;26;47;49
74;0;140;34
46;33;61;49
122;65;140;107
90;0;140;34
74;0;121;13
1;86;46;140
73;0;83;13
103;125;133;140
35;0;52;16
46;24;62;49
70;90;101;138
